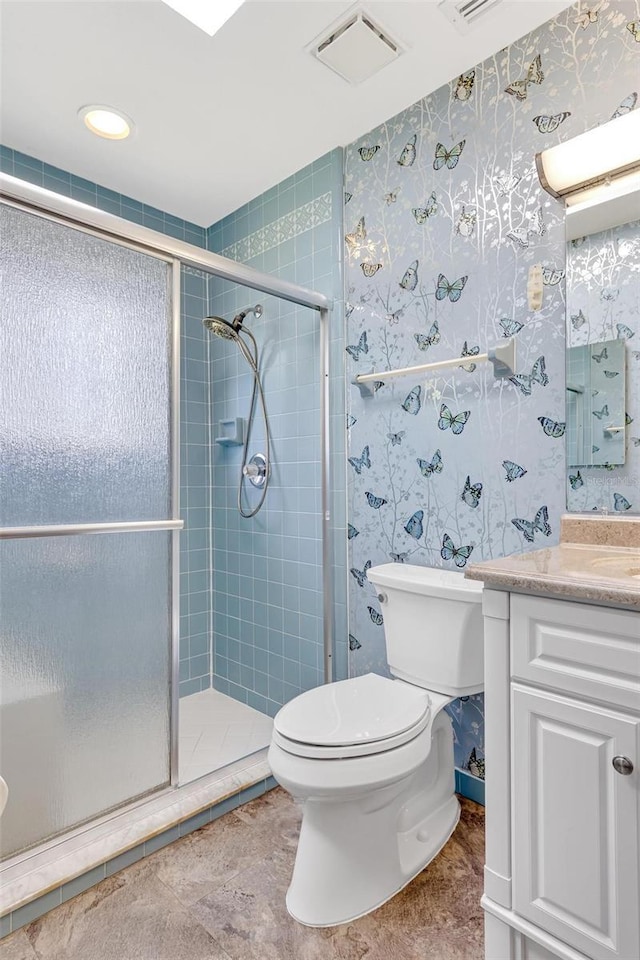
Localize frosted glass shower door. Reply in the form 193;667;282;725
0;204;178;859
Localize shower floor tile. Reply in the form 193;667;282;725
179;689;273;784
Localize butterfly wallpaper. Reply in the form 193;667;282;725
343;0;639;780
566;219;640;512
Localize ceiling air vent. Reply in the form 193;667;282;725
309;7;402;85
439;0;502;34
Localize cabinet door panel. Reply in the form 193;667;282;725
512;685;639;960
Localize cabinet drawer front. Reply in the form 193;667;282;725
512;686;640;960
511;594;640;710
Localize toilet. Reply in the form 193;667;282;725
267;563;484;927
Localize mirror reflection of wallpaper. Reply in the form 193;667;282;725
566;220;640;512
343;0;639;781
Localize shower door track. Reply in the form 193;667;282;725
1;174;336;791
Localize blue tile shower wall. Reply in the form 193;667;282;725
179;267;213;696
205;149;347;716
0;147;210;695
342;0;639;783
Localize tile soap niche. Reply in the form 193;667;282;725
215;418;245;447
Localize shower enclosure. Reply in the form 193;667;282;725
0;173;340;865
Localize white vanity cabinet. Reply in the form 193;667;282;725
482;589;640;960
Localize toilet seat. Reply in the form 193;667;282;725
273;673;431;760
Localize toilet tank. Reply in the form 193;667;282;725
366;564;484;697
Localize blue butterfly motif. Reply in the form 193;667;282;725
569;471;583;490
390;552;409;563
358;146;380;161
417;450;443;477
350;559;372;587
436;273;468;303
368;606;384;625
347;524;359;540
347;415;357;428
499;318;524;337
509;356;549;396
433;140;465;170
538;416;566;438
614;493;632;512
402;386;422;415
461;476;482;508
511;505;551;543
387;431;406;446
346;331;369;360
441;534;474;568
365;491;388;509
503;460;527;482
459;341;480;373
348;445;371;474
397;134;417;167
592;445;600;453
348;634;362;651
399;260;419;291
412;192;438;223
414;321;440;351
592;347;608;364
532;111;571;134
617;323;635;340
404;510;424;540
592;405;609;420
603;371;619;379
438;404;470;434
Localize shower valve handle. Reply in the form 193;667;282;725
243;453;268;488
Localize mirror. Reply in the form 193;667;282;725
566;338;626;468
565;206;640;514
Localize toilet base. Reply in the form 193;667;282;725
281;710;459;928
287;794;460;927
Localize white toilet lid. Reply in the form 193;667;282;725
273;673;430;748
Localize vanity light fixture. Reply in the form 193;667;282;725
161;0;245;36
536;109;640;205
79;105;133;140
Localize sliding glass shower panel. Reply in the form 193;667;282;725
0;532;171;858
0;205;171;526
0;202;175;858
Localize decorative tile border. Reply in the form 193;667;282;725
221;192;332;261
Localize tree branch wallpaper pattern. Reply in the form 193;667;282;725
344;0;640;780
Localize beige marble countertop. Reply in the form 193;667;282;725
466;542;640;610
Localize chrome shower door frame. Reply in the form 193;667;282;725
0;173;335;797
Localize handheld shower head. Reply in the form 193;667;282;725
203;316;238;340
203;304;262;339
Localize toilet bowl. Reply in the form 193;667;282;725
268;564;484;927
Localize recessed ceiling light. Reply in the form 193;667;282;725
79;105;133;140
161;0;245;37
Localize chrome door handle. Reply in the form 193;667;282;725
612;756;634;776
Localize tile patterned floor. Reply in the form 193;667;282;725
0;788;485;960
179;689;273;784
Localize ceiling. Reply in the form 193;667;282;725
0;0;573;226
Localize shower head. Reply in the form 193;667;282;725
203;315;238;340
203;304;263;339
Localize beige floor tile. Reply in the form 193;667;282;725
0;930;38;960
143;809;276;907
6;786;485;960
22;863;231;960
